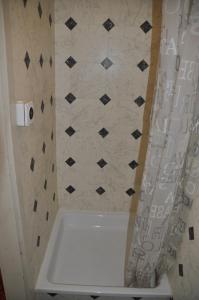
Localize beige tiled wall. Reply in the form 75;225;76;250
3;0;58;287
55;0;152;212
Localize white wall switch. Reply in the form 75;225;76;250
16;101;34;126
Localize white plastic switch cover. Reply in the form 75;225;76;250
16;101;34;126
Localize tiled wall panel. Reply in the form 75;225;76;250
4;0;58;286
55;0;152;212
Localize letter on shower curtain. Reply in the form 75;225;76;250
126;0;199;288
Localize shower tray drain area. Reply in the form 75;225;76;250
36;209;172;298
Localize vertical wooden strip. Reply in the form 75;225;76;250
125;0;162;277
130;0;162;214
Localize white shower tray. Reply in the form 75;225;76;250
36;208;172;298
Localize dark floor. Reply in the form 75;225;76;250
0;270;6;300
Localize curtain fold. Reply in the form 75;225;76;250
126;0;199;288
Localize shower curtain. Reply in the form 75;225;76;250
126;0;199;288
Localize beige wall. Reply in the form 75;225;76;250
55;0;152;212
3;0;58;289
0;1;28;298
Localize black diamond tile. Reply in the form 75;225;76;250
101;57;113;69
90;297;100;300
41;100;44;113
50;95;53;106
38;2;42;18
42;142;46;153
39;54;43;67
52;163;55;172
129;160;139;170
44;179;47;190
132;129;142;140
96;187;105;195
51;130;54;140
46;211;49;221
49;56;53;67
189;226;194;240
98;128;109;138
100;94;111;105
48;293;57;297
52;193;56;203
65;17;77;30
66;185;75;194
65;56;77;68
103;18;115;31
97;159;107;168
33;200;37;212
65;93;76;104
134;96;145;107
65;157;76;167
140;20;152;33
65;126;76;136
30;157;35;171
37;235;40;247
24;51;30;69
126;188;135;196
179;264;183;277
23;0;27;7
137;60;149;72
49;14;52;27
